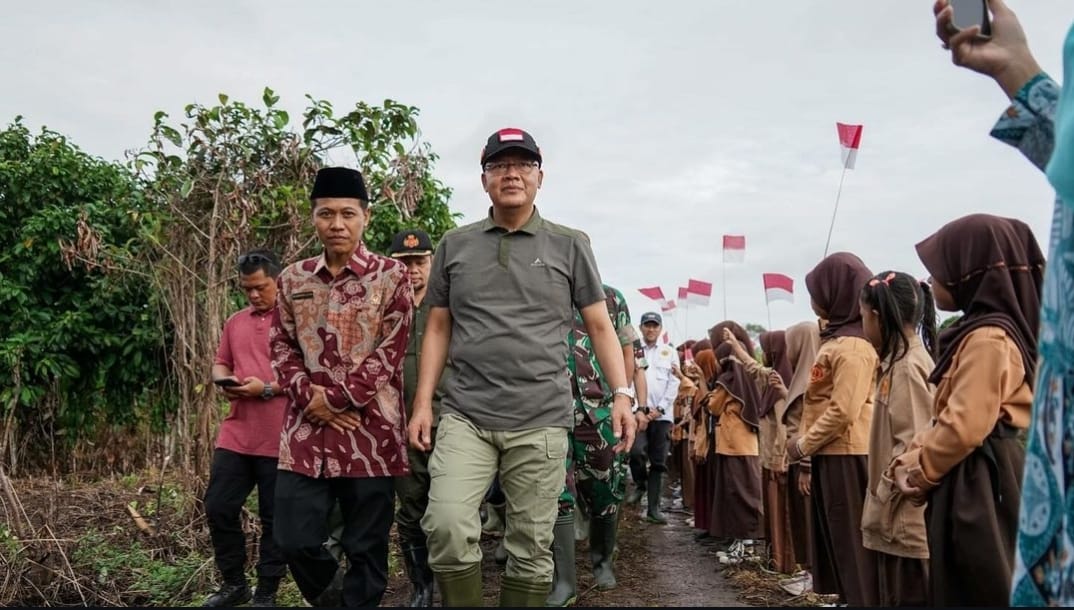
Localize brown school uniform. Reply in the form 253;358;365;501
800;335;879;607
673;375;699;511
861;336;934;606
892;327;1031;607
705;386;763;540
744;359;796;574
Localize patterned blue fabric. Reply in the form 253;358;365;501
1047;25;1074;206
995;70;1074;606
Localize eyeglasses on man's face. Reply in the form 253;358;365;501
482;160;540;176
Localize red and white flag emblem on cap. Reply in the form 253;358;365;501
722;235;746;264
836;123;864;169
498;128;526;142
762;273;794;304
686;279;712;307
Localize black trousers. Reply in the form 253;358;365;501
274;470;395;607
204;448;286;582
629;420;672;482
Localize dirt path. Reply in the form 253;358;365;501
382;503;745;607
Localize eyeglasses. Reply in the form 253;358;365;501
482;160;540;176
238;253;273;266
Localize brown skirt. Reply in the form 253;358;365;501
693;450;717;533
709;454;763;540
877;552;928;607
787;462;813;570
925;425;1022;607
762;468;796;574
812;454;878;606
680;442;695;510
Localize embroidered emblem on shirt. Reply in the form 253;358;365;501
531;257;546;267
809;363;825;383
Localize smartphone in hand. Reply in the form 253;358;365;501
213;377;242;388
950;0;992;39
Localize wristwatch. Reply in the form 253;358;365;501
261;381;274;400
632;405;651;415
612;386;635;401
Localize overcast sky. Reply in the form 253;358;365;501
3;1;1069;341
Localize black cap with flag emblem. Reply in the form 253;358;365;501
480;128;542;166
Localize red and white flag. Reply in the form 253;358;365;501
762;273;794;304
837;122;863;169
686;279;713;307
722;235;746;264
677;286;690;309
661;299;677;313
661;331;671;345
638;286;666;303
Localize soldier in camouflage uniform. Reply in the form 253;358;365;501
546;284;638;606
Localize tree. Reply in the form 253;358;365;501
0;118;167;475
117;89;457;476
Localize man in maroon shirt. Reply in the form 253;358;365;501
203;249;289;607
270;167;413;607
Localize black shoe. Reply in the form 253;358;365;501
203;582;251;607
251;578;279;607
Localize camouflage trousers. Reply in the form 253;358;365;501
558;408;629;518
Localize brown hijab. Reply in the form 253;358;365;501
714;342;762;430
693;338;713;354
915;213;1044;384
805;252;873;342
782;320;822;418
758;331;793;419
692;349;718;417
708;320;755;354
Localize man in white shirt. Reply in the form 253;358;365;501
625;312;680;524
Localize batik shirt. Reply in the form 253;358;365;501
271;242;413;479
997;71;1074;607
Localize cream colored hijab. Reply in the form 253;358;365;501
783;320;821;409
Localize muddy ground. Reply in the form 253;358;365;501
382;498;824;607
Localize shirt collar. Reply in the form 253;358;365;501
481;206;543;235
313;241;376;279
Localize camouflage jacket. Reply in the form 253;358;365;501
568;285;637;424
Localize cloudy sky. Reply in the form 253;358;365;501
3;1;1069;341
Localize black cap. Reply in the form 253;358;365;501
480;128;542;166
310;167;369;203
640;312;662;325
388;229;434;258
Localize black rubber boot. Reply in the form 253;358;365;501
646;471;668;524
402;543;435;607
589;513;620;591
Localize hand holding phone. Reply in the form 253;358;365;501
949;0;991;39
213;377;241;388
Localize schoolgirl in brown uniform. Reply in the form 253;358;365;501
858;271;938;606
703;341;764;550
724;328;796;574
892;213;1044;607
780;321;821;587
786;252;879;607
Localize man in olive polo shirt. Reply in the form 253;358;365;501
408;128;636;607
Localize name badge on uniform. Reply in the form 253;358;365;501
292;291;314;301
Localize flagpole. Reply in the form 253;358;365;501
823;164;849;258
766;300;773;331
722;260;728;321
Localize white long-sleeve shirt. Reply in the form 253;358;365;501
642;342;680;423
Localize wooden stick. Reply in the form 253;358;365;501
126;503;157;536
